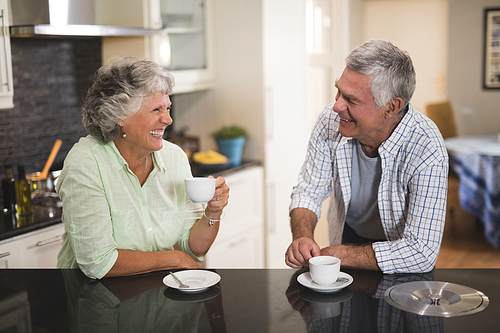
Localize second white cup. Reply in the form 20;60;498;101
309;256;341;285
184;177;216;203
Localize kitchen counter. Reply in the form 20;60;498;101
0;205;62;242
191;159;262;177
0;268;497;332
0;160;261;242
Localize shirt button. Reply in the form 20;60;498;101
148;227;152;232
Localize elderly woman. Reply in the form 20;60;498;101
56;57;229;279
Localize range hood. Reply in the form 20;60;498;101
9;0;162;38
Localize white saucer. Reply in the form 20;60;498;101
163;270;221;293
297;272;353;293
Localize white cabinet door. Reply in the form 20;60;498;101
217;166;264;241
204;227;264;269
0;0;13;109
147;0;215;94
17;223;64;268
0;239;22;269
204;166;265;268
208;0;309;268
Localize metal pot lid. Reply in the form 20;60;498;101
384;281;489;317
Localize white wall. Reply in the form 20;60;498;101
362;0;449;113
448;0;500;136
173;1;266;160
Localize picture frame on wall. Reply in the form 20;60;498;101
483;7;500;89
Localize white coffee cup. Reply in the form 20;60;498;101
308;256;341;285
184;177;216;203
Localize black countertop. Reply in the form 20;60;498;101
0;205;62;241
191;159;261;177
0;160;262;242
0;268;497;332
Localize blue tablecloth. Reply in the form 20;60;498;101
448;150;500;248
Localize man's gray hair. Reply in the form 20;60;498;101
346;40;416;111
82;57;175;143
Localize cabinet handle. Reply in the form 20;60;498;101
0;9;11;90
36;235;63;247
0;251;10;259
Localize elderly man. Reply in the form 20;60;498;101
285;40;448;274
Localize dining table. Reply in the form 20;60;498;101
444;135;500;247
0;267;498;332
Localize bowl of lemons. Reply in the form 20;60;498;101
192;150;232;171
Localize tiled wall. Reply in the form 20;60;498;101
0;38;102;180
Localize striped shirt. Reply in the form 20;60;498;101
290;104;448;273
56;136;204;279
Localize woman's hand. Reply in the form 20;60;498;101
187;176;230;257
205;176;230;218
174;250;203;269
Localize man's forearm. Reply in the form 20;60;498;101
290;207;318;240
321;244;381;271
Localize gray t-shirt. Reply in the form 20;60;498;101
345;139;386;240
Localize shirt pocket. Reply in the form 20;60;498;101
110;209;135;249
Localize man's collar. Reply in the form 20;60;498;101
379;103;415;155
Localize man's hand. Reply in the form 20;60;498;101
286;208;320;268
285;237;321;268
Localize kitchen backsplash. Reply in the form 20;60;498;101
0;37;102;181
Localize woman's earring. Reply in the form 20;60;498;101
121;127;126;138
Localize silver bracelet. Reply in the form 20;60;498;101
203;212;224;227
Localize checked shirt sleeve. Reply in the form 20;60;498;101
290;105;339;220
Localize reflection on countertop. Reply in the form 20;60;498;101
1;268;498;332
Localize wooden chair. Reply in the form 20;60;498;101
425;101;457;139
425;101;460;226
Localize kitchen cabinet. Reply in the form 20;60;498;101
0;223;64;268
171;0;308;268
204;166;265;268
101;0;215;94
0;239;22;269
149;0;215;94
200;0;308;268
0;0;13;109
17;223;64;268
205;228;264;269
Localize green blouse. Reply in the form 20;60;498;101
56;136;204;279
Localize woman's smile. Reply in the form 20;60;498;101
150;130;165;138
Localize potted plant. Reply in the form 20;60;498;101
211;125;247;167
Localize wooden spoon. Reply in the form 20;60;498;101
39;139;62;180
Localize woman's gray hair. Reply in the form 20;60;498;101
346;40;415;112
82;57;175;143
